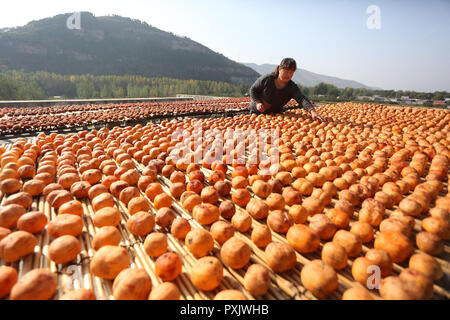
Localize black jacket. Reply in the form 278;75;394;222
249;74;314;114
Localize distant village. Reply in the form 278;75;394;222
354;95;450;108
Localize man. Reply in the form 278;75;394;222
249;57;325;121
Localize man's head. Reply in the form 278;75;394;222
279;57;297;70
274;57;297;82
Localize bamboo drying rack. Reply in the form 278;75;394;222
0;120;449;301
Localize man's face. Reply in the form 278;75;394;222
279;68;295;82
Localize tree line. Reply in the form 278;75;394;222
0;70;250;100
297;82;450;102
0;70;449;102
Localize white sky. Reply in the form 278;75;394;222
1;0;449;92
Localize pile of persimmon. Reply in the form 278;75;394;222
1;102;448;300
0;98;250;134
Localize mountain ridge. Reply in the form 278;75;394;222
0;12;383;90
0;12;259;84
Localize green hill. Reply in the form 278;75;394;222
0;12;259;84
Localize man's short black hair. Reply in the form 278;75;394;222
280;58;297;70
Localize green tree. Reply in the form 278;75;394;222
112;86;125;98
433;91;445;100
16;82;45;100
314;82;328;95
100;84;112;98
342;87;354;99
242;83;251;96
0;77;19;99
149;87;158;97
326;85;340;99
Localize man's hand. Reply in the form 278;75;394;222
256;101;271;113
310;108;325;121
